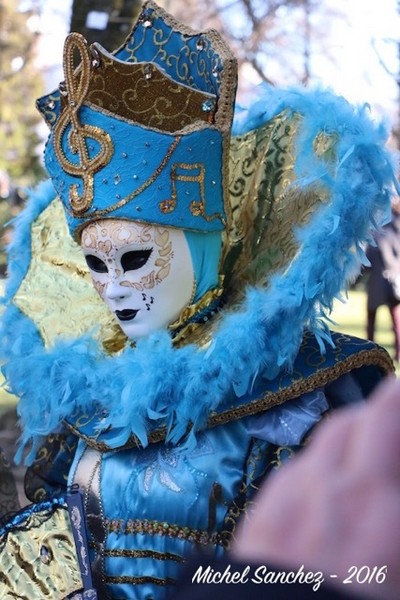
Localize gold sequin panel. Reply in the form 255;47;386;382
223;110;333;291
13;197;127;353
0;505;83;597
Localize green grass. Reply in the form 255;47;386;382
331;287;399;376
0;369;16;414
331;288;396;358
0;285;396;410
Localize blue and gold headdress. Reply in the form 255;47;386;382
37;0;237;239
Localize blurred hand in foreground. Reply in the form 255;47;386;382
233;376;400;599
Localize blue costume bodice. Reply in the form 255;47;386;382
69;420;269;599
55;332;390;600
0;329;393;600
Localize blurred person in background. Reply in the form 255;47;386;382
366;202;400;361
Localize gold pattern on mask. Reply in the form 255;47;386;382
121;227;172;291
13;198;127;353
81;220;152;251
53;33;114;215
93;280;106;296
81;220;173;294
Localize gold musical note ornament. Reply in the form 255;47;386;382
52;33;114;216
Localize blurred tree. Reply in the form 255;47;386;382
0;0;45;186
67;0;344;99
70;0;141;52
163;0;342;99
365;0;400;151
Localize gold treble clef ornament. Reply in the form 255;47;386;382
53;33;114;216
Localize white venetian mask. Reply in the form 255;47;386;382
80;219;195;340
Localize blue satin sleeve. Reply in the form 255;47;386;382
245;373;364;445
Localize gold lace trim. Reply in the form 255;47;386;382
208;346;394;428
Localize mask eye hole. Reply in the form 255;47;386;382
121;249;153;272
85;254;108;273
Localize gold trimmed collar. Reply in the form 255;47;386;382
169;276;225;346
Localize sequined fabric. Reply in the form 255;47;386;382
0;502;83;598
13;198;127;353
223;110;331;293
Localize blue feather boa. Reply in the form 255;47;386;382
0;85;396;464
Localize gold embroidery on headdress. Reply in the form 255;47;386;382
84;46;218;132
73;135;182;229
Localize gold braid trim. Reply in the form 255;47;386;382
102;517;223;546
106;575;177;586
207;346;394;428
65;346;393;452
102;548;185;563
169;276;225;345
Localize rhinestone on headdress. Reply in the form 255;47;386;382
202;99;215;113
